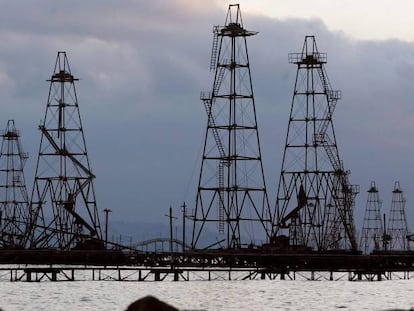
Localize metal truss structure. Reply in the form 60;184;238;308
27;52;102;250
191;4;272;249
359;182;384;254
388;182;410;250
0;120;30;248
275;36;359;252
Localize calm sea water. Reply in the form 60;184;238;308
0;280;414;311
1;274;414;310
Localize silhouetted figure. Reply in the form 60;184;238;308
126;296;178;311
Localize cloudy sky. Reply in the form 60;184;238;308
1;0;414;236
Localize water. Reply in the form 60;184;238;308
1;276;414;310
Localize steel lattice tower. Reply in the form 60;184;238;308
275;36;359;252
191;4;272;249
0;120;30;248
388;181;409;250
27;52;102;250
359;182;383;254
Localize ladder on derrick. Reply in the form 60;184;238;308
210;26;220;71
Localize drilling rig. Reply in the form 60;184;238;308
0;120;30;249
191;4;272;249
26;52;102;250
274;36;359;252
388;182;410;251
360;182;384;254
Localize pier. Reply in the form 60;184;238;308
0;249;414;282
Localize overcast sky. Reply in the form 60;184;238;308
1;0;414;236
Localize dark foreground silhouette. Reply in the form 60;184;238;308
126;296;178;311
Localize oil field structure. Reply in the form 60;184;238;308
1;4;414;282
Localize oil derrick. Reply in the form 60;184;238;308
0;120;30;248
359;182;383;254
388;182;410;250
275;36;359;252
191;4;272;249
27;52;102;250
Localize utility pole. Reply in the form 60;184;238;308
165;206;177;253
182;202;187;253
383;213;390;251
103;209;112;249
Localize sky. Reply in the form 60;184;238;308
242;0;414;41
1;0;414;240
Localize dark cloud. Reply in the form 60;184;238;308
0;1;414;238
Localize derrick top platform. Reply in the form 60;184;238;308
288;52;327;65
49;70;78;83
218;22;258;37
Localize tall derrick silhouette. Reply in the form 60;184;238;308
388;182;410;250
27;52;102;249
191;4;272;249
359;182;383;254
274;36;359;252
0;120;30;248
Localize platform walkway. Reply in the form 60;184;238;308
0;265;411;282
